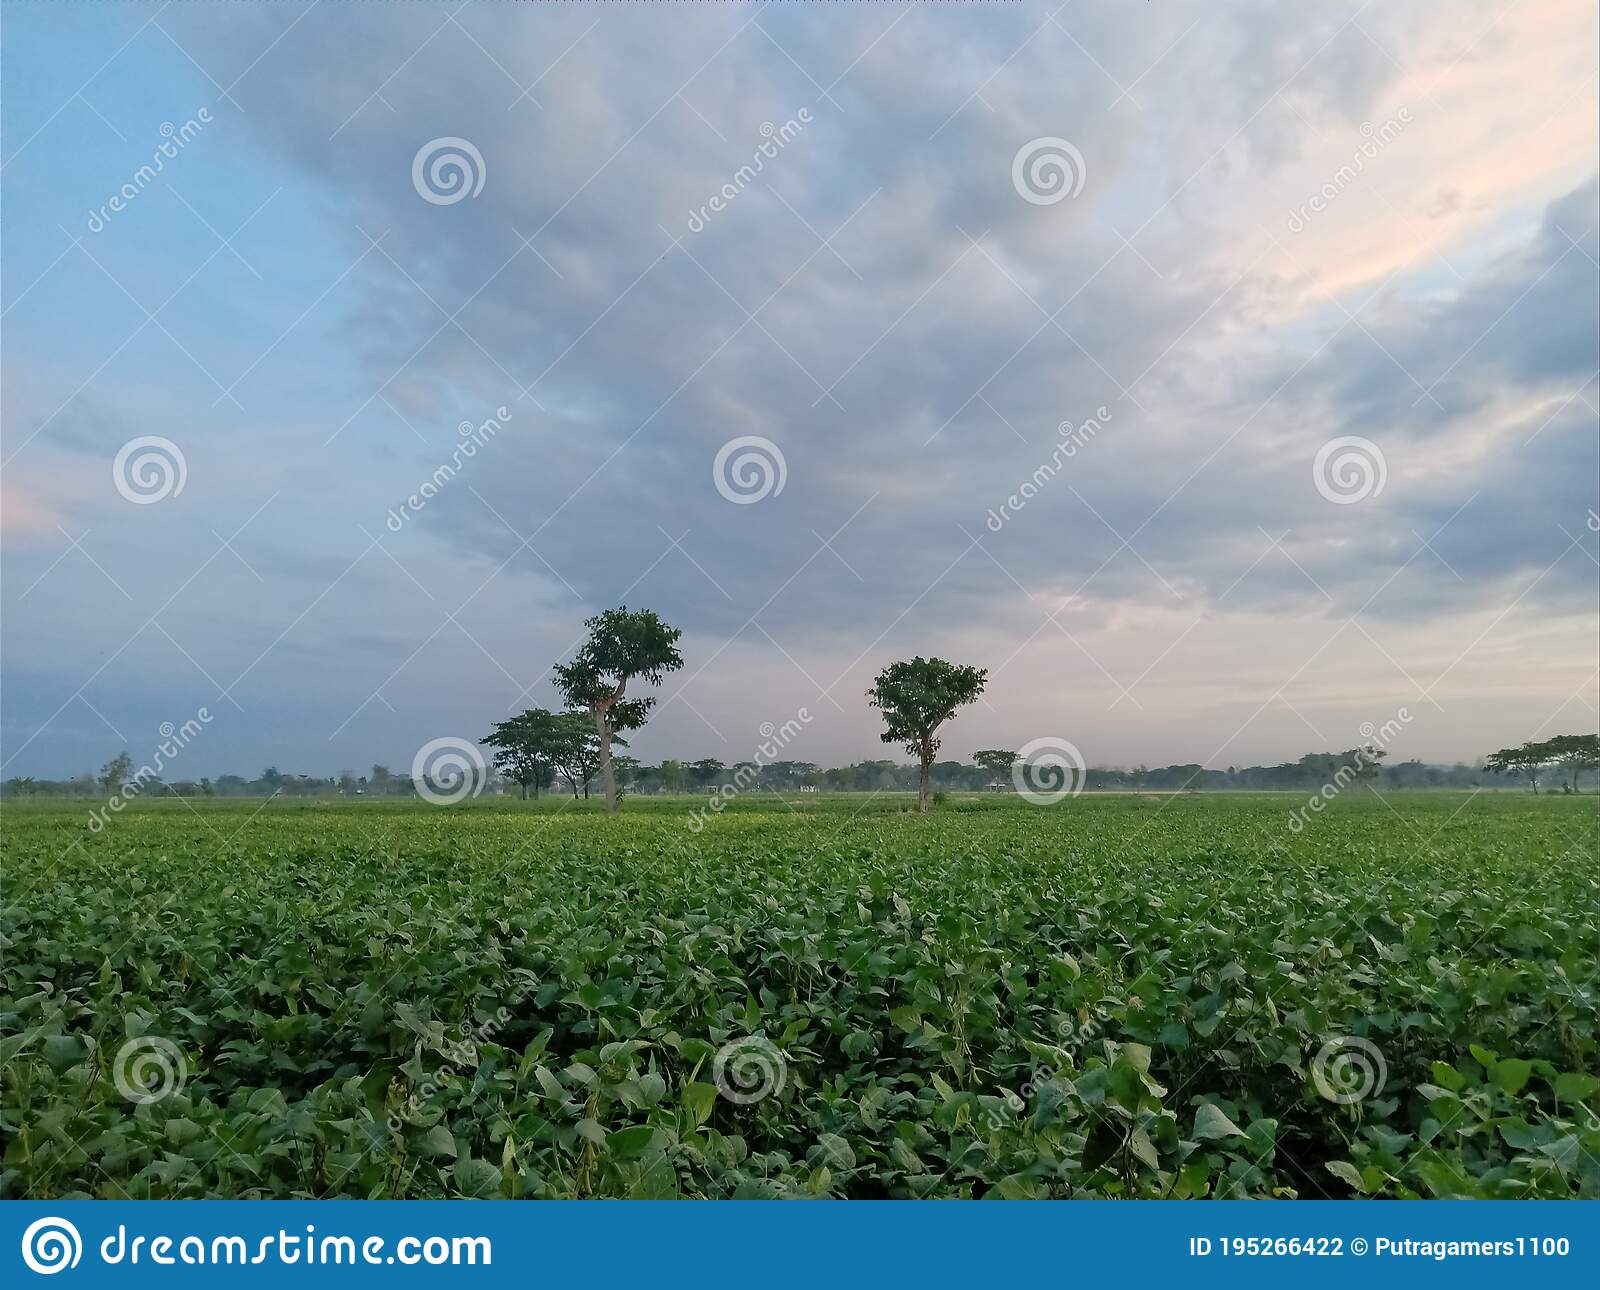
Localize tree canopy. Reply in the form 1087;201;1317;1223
554;607;684;813
867;656;987;812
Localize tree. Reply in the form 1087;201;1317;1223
1485;742;1550;793
690;758;726;788
481;711;559;799
554;607;684;814
370;764;393;794
867;656;988;813
99;752;132;796
549;710;607;799
1547;733;1600;793
972;749;1018;784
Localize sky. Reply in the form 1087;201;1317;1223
2;0;1597;780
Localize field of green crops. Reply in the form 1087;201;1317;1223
3;792;1596;1199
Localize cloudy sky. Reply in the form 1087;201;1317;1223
3;0;1596;780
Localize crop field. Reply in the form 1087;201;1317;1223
3;792;1597;1200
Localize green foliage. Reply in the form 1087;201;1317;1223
1486;735;1600;794
867;657;987;812
3;793;1595;1198
554;607;684;814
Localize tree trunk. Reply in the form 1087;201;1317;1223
520;783;527;800
918;755;930;814
595;710;619;814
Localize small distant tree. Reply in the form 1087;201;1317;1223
1485;742;1551;793
972;749;1018;783
370;764;393;795
98;752;132;796
555;607;684;815
867;656;988;813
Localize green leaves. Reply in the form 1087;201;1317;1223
5;791;1593;1199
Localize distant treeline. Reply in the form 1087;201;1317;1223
5;746;1592;800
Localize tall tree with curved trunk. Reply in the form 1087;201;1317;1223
554;607;684;814
867;656;988;813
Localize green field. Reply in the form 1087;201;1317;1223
3;792;1596;1199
